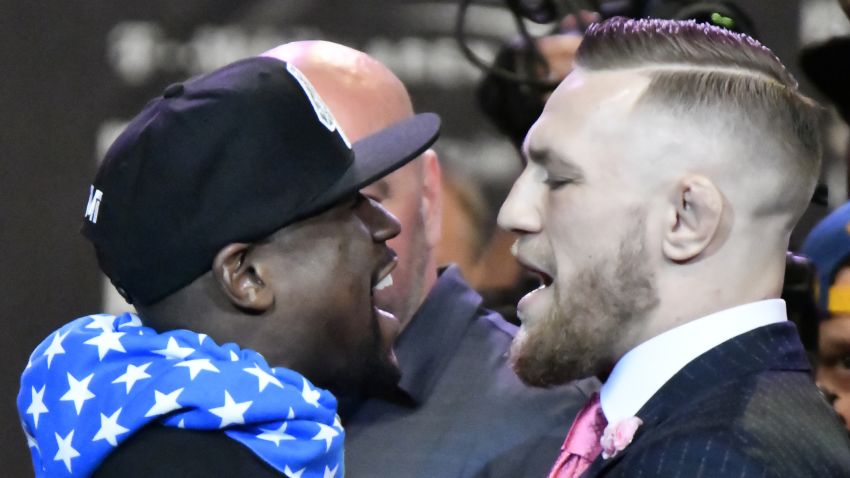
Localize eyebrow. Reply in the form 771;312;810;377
525;147;584;177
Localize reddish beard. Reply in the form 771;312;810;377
510;223;658;387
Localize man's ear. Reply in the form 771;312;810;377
662;174;724;263
212;243;275;313
421;149;442;248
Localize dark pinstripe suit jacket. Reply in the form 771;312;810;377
583;322;850;477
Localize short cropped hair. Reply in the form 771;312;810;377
575;17;823;223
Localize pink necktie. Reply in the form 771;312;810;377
548;393;608;478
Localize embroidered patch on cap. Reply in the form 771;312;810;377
285;63;351;149
84;186;103;224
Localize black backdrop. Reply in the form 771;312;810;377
1;1;801;474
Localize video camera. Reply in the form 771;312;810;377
511;1;754;33
468;0;757;147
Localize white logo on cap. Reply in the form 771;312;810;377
285;63;352;149
84;186;103;224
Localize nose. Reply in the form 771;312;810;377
498;167;543;234
360;196;401;242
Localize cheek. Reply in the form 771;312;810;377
817;318;850;393
384;199;420;243
834;395;850;430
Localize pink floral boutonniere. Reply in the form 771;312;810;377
599;416;643;459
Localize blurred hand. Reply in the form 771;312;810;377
534;10;598;94
536;33;583;84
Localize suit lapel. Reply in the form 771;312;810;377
582;321;810;476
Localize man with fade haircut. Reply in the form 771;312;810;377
498;17;850;477
261;41;593;477
17;51;439;477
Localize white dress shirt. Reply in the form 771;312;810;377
599;299;788;424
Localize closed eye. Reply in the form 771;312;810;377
543;177;573;190
361;192;383;204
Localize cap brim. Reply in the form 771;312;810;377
309;112;441;213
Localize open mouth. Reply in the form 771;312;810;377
374;273;394;291
370;250;401;366
529;266;553;288
517;257;553;289
372;251;398;295
511;241;553;289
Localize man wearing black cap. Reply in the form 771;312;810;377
17;53;439;477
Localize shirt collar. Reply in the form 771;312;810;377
599;299;787;424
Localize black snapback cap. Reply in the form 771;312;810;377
82;56;440;305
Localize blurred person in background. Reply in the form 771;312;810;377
263;40;594;478
800;0;850;126
803;201;850;433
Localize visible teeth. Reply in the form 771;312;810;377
375;273;393;291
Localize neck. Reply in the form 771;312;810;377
398;256;439;332
136;276;228;335
626;250;786;354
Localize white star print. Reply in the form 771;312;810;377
112;362;152;393
229;350;240;361
153;337;195;360
333;414;343;431
256;422;296;446
198;333;208;345
175;358;220;380
54;430;80;473
43;330;68;368
243;363;283;392
301;378;321;407
92;408;129;447
311;423;339;451
60;372;95;415
26;385;49;428
324;464;339;478
178;418;185;429
85;314;116;331
284;465;305;478
144;388;184;417
83;329;126;360
288;407;295;420
208;390;252;428
22;422;38;453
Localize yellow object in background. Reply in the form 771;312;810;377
828;285;850;315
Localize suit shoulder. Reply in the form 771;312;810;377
605;427;775;478
611;371;850;477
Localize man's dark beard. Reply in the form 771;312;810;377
331;315;402;405
510;223;659;387
360;315;403;398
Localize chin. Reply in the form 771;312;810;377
364;327;403;396
338;322;402;400
509;305;612;388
